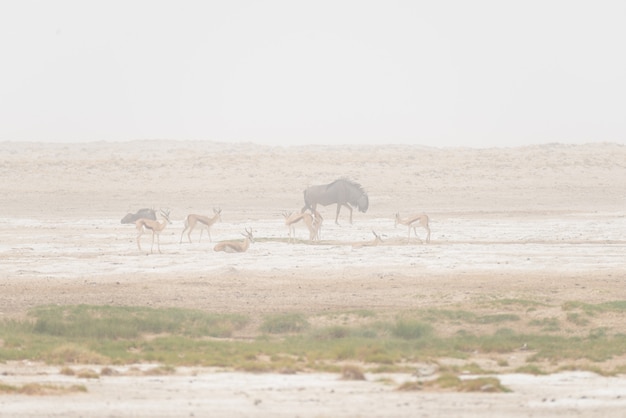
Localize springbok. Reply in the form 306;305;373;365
351;231;384;249
179;208;222;243
135;209;172;253
395;213;431;244
302;178;369;224
283;211;321;243
214;227;254;253
121;208;156;224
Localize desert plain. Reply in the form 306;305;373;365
0;140;625;417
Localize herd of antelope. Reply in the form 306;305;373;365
124;178;430;254
125;207;430;255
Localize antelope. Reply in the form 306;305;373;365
395;212;431;244
179;208;222;243
214;227;254;253
283;211;321;243
135;209;172;253
352;231;384;248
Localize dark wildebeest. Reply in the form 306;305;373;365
302;178;369;224
121;208;156;224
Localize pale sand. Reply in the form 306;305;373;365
0;141;625;417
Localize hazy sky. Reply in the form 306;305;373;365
1;1;625;147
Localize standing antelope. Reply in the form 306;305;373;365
214;227;254;253
395;213;431;244
135;209;172;253
352;231;384;248
283;211;321;243
180;208;222;243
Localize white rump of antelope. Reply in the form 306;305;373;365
213;227;254;253
135;209;172;253
395;212;431;244
180;208;222;243
282;211;322;243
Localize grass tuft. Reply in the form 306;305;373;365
341;364;366;380
476;314;520;324
401;373;511;393
392;319;433;340
566;312;589;326
76;368;100;379
562;300;626;315
458;377;511;393
0;382;87;395
47;344;109;364
528;317;560;332
30;305;248;339
515;364;547;375
260;313;310;334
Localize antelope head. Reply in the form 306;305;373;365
241;227;254;243
160;209;172;224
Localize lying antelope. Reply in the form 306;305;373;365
135;209;172;253
395;212;431;244
283;211;321;243
180;208;222;243
351;231;384;249
214;227;254;253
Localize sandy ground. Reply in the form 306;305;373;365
0;140;625;417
